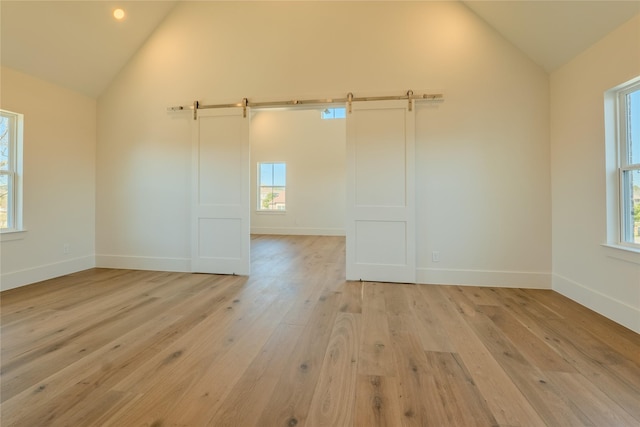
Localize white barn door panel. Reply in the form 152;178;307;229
192;108;250;275
346;100;416;283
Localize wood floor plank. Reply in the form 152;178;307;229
551;371;640;426
1;294;173;401
0;270;146;336
422;351;499;426
478;304;577;373
499;288;566;321
307;312;361;427
383;283;436;426
422;285;547;426
446;287;603;426
254;291;341;427
495;288;640;422
353;375;402;427
103;276;278;401
523;288;640;347
338;281;363;314
0;313;183;426
5;271;159;324
404;285;455;352
1;235;639;426
63;390;137;427
281;276;332;326
455;285;503;307
171;295;297;426
541;318;640;421
1;274;239;425
357;283;396;377
460;309;591;426
1;270;199;346
209;322;306;427
1;270;200;365
0;269;130;321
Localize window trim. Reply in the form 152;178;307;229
257;161;286;212
619;167;640;246
0;109;24;234
616;81;640;248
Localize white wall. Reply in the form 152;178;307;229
250;109;346;236
0;67;96;290
550;15;640;333
96;1;551;287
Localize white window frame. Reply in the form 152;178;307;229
257;162;286;212
321;107;346;120
616;81;640;249
0;109;24;236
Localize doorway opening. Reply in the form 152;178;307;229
249;108;347;237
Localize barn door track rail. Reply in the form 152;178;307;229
168;90;444;120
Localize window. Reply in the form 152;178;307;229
321;107;346;120
258;162;286;211
616;80;640;247
0;109;23;232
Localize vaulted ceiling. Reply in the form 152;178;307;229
1;1;638;98
1;1;178;98
463;1;640;72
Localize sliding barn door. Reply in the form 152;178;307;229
192;108;250;275
346;100;416;283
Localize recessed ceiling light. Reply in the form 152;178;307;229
113;8;125;20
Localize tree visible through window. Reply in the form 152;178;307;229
258;162;286;211
0;109;23;232
619;82;640;245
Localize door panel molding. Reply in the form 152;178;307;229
191;108;250;275
346;100;415;283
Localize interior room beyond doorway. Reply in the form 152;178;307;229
250;108;347;237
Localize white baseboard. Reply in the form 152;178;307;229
553;273;640;334
416;267;552;289
95;254;190;272
1;255;96;291
251;227;345;236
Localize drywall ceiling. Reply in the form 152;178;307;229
463;0;640;72
1;1;638;98
0;1;178;98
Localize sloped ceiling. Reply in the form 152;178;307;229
0;1;178;98
1;1;638;98
463;0;640;72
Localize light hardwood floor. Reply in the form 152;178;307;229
1;235;639;426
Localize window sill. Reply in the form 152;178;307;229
1;229;27;242
601;244;640;265
256;210;287;215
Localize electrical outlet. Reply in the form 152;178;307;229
63;244;70;254
432;251;440;262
